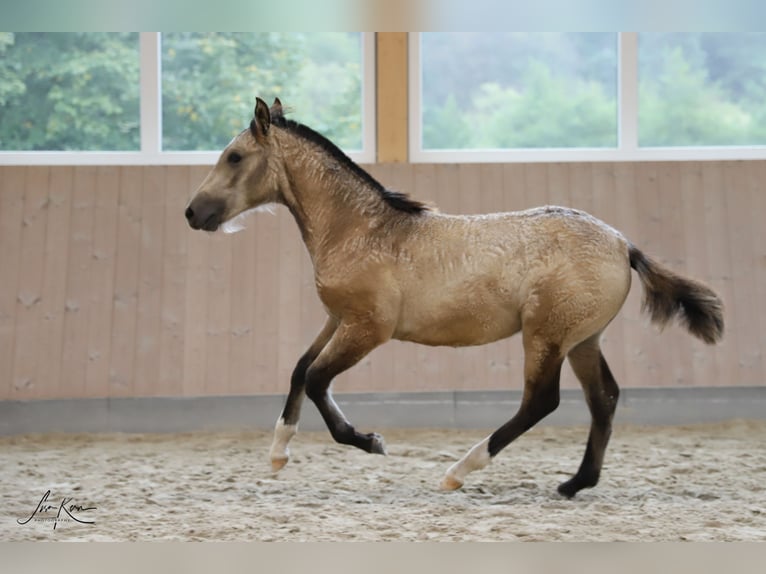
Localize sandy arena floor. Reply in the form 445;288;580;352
2;421;765;541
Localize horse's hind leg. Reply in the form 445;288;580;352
269;317;337;471
440;339;564;490
557;335;620;498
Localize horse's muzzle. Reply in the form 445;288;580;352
185;197;226;232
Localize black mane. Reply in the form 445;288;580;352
271;113;429;215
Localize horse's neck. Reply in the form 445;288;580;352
280;167;385;257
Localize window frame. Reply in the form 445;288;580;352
409;32;766;163
0;32;376;165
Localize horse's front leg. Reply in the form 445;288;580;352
269;317;338;471
304;319;393;455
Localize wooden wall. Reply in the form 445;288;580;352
0;161;763;401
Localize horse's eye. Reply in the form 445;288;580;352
228;152;242;164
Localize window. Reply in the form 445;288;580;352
0;33;140;151
0;32;373;164
411;32;766;162
639;33;766;147
417;33;618;151
161;33;365;152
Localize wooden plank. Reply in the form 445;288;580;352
589;163;615;223
35;167;74;399
251;195;280;395
522;163;548;209
502;164;527;213
109;166;143;397
656;163;684;269
183;166;212;396
0;168;27;399
203;232;233;396
546;163;572;209
749;161;766;386
642;163;683;387
84;166;120;398
723;161;759;385
568;163;594;215
376;33;408;163
700;162;731;387
480;163;504;215
633;162;662;258
133;167;165;397
678;162;714;387
60;166;97;399
227;198;258;396
11;167;49;398
158;166;190;397
612;163;640;255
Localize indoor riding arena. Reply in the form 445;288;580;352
2;32;766;543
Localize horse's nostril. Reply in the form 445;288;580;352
185;206;194;221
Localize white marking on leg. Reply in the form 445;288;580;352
269;418;297;472
440;436;491;491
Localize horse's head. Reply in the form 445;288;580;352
185;97;284;231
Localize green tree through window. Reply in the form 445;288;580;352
0;32;364;153
0;33;140;151
419;33;618;150
418;33;766;152
161;33;363;151
639;33;766;146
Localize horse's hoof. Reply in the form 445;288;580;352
439;475;464;491
557;483;576;499
368;432;387;455
557;478;587;499
558;471;598;498
270;456;289;472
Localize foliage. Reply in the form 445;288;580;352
638;34;766;146
161;32;362;151
0;33;140;151
0;32;362;152
421;32;766;150
3;33;766;152
434;62;616;149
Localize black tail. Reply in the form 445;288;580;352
628;245;724;345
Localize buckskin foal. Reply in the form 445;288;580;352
185;98;724;498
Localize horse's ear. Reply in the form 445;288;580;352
271;97;284;120
250;97;271;138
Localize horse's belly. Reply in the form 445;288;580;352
393;304;521;347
